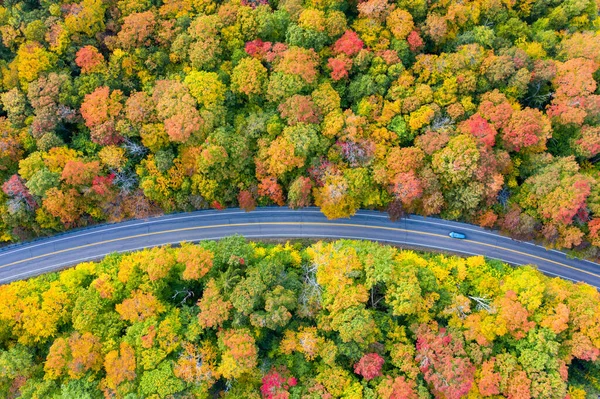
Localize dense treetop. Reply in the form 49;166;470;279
0;237;599;398
0;0;599;256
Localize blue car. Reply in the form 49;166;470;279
449;231;467;239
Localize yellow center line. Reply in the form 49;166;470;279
1;222;599;280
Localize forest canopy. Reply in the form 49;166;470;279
0;238;599;398
0;0;599;257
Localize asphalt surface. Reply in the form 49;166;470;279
0;207;599;288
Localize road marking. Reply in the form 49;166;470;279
0;222;440;268
398;215;587;260
1;222;599;282
0;207;494;255
0;233;592;287
358;210;587;260
2;207;594;271
0;209;324;257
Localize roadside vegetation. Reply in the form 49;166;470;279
0;0;599;259
0;237;599;398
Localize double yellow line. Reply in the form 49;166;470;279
1;222;599;281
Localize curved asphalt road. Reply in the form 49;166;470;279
0;207;599;288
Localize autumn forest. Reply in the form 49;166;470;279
0;238;599;398
1;0;600;396
0;0;597;258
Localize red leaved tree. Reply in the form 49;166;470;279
333;30;364;57
75;46;105;73
260;366;297;399
238;190;257;212
354;353;384;381
414;323;475;399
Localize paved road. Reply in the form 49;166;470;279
0;207;599;287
